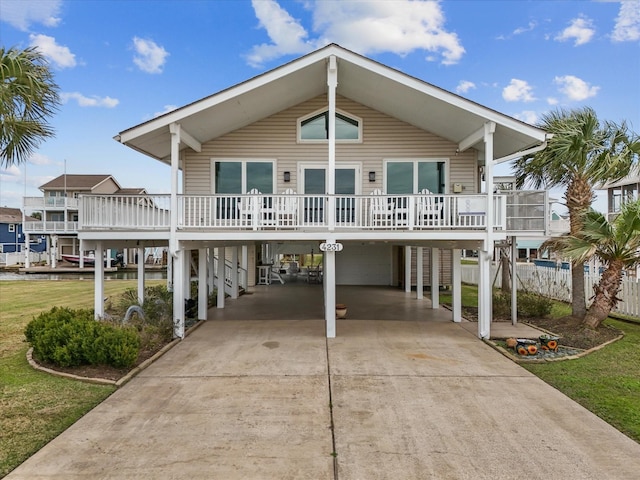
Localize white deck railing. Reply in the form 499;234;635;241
79;192;548;233
23;196;79;210
23;221;78;233
180;193;506;230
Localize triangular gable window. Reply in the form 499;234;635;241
298;108;362;143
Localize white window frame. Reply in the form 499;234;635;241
8;224;16;233
297;107;363;144
383;158;450;194
210;158;277;194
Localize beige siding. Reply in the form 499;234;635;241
183;95;477;195
93;178;120;194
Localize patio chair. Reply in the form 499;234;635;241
416;188;442;226
238;188;261;228
369;189;392;227
276;188;298;228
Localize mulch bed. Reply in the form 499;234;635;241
461;306;623;350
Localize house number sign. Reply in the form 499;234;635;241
319;242;343;252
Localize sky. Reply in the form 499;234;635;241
1;0;639;213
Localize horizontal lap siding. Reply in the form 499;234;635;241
183;95;477;195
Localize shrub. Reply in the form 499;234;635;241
25;307;140;368
493;290;552;319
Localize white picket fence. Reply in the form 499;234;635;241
461;263;640;319
0;251;47;266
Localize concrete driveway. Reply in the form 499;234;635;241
7;317;640;479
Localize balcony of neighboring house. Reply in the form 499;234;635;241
23;220;79;234
23;196;80;210
78;191;549;236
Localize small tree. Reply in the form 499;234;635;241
1;46;60;168
555;200;640;329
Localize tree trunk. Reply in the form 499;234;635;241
582;262;623;329
565;176;593;319
500;248;511;294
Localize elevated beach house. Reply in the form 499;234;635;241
79;44;550;339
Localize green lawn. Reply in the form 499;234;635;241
0;279;161;477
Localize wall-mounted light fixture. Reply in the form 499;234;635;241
284;171;291;183
368;171;376;182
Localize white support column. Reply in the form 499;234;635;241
198;247;207;320
94;241;104;319
51;235;57;269
208;248;215;293
231;246;239;299
172;249;185;338
327;55;337;231
416;247;424;300
106;248;112;269
79;239;85;269
166;253;174;291
478;248;491;339
324;249;336;338
137;246;145;305
511;236;518;325
46;235;51;266
241;245;248;289
24;233;30;268
404;246;412;293
452;249;462;322
169;124;181;257
431;247;440;309
217;246;225;308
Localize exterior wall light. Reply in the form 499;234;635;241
284;171;291;182
369;171;376;182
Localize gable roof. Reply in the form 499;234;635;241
0;207;38;223
39;174;117;191
116;44;547;164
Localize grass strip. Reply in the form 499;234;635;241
0;279;162;477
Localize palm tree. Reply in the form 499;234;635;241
1;46;60;168
557;200;640;329
513;107;639;319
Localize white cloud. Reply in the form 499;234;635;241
456;80;476;94
0;0;62;31
61;92;119;108
246;0;313;67
1;165;22;177
513;21;537;36
612;0;640;42
246;0;465;67
154;105;179;117
555;16;595;46
132;37;169;74
29;34;76;69
547;97;559;106
28;153;55;166
502;79;536;102
554;75;599;101
515;110;539;125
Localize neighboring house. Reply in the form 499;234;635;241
601;168;639;222
0;207;46;254
22;174;147;267
600;169;640;277
79;44;551;339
